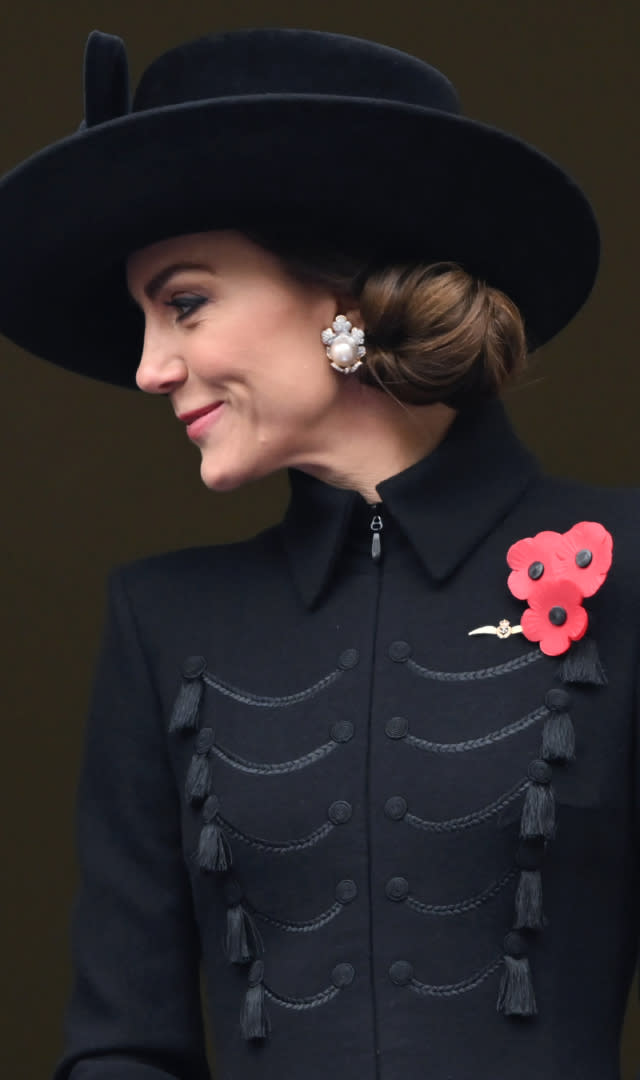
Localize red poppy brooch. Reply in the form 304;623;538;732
506;521;613;657
468;521;613;670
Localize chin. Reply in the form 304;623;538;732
199;456;271;493
200;467;244;493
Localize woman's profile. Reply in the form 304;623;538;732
0;25;637;1080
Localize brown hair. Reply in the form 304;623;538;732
242;227;528;410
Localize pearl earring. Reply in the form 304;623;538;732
321;315;366;374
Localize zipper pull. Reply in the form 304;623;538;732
370;513;383;562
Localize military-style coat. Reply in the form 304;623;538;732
51;400;640;1080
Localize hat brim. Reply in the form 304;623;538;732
0;94;599;388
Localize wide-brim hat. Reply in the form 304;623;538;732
0;27;599;390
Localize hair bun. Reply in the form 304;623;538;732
357;262;527;408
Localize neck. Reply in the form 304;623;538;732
291;381;458;502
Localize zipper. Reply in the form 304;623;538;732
370;512;383;562
364;506;384;1079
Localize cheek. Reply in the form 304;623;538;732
264;348;338;415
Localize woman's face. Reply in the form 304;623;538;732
126;229;355;492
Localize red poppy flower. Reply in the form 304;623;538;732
553;521;613;598
506;530;563;601
520;579;588;656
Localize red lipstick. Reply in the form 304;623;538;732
177;403;222;424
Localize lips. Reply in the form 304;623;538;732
177;403;222;424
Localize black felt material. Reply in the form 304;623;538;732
0;29;599;387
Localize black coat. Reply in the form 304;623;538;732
51;400;640;1080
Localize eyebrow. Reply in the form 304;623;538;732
129;261;214;307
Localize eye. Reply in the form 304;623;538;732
164;295;207;321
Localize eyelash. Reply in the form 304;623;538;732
164;296;207;322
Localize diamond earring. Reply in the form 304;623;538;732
321;315;366;374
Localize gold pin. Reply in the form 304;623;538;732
468;618;523;639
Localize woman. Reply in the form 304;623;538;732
0;26;637;1080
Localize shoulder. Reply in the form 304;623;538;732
109;521;285;612
521;472;640;596
525;471;640;524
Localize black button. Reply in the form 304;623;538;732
545;688;570;712
548;606;567;626
335;879;358;904
388;641;411;662
389;960;413;985
515;841;545;871
329;800;352;825
384;796;407;820
331;962;355;988
202;794;220;821
331;720;354;743
503;931;527;958
576;548;593;568
338;649;359;670
385;715;408;739
195;728;214;753
385;876;409;901
528;759;552;784
528;561;544;580
181;655;206;679
248;959;264;986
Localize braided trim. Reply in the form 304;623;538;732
407;868;518;916
202;668;342;707
210;739;337;775
253;901;342;933
405;778;529;833
409;955;504;997
406;650;544;682
216;813;333;854
405;706;547;754
264;983;340;1011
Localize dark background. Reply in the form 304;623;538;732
2;2;638;1077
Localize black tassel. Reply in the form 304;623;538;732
185;753;211;804
496;955;537;1016
520;761;555;840
514;870;544;930
197;794;232;872
226;903;262;964
541;710;575;762
169;679;203;733
560;636;607;686
197;822;232;872
241;959;270;1040
520;783;555;840
169;656;207;733
187;727;215;803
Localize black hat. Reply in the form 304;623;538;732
0;27;599;390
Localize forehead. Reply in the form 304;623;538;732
126;229;228;283
124;229;304;308
125;228;274;297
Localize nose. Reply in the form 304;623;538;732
135;325;188;394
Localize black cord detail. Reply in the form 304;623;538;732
405;779;529;833
405;706;546;753
210;739;337;774
253;901;342;933
406;650;544;682
216;814;333;854
407;868;518;916
202;668;343;707
409;955;504;997
264;983;341;1011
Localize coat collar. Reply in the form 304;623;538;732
280;398;541;609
